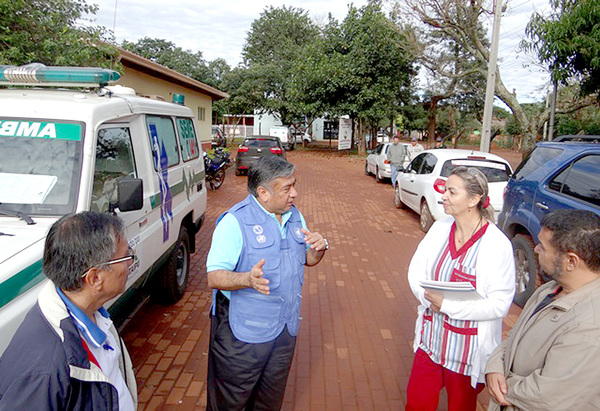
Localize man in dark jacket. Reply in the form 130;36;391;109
0;212;137;410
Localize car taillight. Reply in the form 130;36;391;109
238;146;249;152
384;159;390;164
270;147;283;154
433;178;446;194
467;155;486;159
503;185;508;200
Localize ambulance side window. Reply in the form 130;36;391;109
91;127;137;213
176;117;200;161
146;115;180;169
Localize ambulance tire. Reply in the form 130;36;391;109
154;227;190;304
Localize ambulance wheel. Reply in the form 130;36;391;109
154;227;190;304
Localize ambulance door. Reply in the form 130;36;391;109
91;125;146;287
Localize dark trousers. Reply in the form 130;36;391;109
207;292;297;411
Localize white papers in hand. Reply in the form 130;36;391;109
419;280;482;301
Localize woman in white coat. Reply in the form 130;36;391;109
405;166;515;411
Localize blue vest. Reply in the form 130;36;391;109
215;195;306;343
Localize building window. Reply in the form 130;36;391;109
198;107;206;122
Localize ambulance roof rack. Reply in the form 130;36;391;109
0;63;120;87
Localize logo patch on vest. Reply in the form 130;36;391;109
253;225;263;235
295;227;304;239
256;234;266;244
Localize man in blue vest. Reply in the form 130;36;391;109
206;155;328;410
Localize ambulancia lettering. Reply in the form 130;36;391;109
0;121;55;138
0;120;81;141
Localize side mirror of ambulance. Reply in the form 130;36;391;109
115;178;143;212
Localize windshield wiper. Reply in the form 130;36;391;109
0;204;35;225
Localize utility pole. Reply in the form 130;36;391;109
480;0;503;152
547;79;558;140
112;0;118;35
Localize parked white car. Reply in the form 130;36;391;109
365;142;411;183
394;149;513;232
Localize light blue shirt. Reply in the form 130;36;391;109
56;287;111;349
207;196;307;298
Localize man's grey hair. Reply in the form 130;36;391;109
247;155;295;196
43;211;124;291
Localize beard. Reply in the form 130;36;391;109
541;255;565;281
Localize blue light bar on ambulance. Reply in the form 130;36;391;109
0;63;120;87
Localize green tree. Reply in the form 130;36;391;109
299;3;416;153
122;37;212;85
214;66;267;145
525;0;600;97
401;102;429;135
340;3;416;153
0;0;118;68
206;58;231;88
556;105;600;135
242;5;320;125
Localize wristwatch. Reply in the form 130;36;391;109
323;238;329;251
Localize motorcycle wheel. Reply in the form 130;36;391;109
212;168;226;189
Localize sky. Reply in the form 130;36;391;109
87;0;553;105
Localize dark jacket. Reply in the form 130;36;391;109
0;282;137;410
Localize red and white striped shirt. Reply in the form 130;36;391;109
419;222;489;376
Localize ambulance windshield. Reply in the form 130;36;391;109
0;119;83;216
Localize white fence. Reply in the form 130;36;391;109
223;125;253;138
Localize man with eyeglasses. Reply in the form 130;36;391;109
0;211;137;410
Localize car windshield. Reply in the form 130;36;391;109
513;146;563;180
244;139;279;148
440;158;511;182
0;119;84;216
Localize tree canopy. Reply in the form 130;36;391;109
525;0;600;97
241;6;320;125
235;2;417;152
121;37;218;86
0;0;118;68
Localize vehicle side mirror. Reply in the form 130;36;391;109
115;177;143;212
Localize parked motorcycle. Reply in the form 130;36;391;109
204;147;230;190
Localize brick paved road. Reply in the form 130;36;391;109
122;149;522;410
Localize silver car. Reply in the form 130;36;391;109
365;142;410;183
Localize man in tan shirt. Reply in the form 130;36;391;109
485;209;600;410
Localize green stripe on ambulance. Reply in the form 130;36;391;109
0;120;82;141
0;260;45;309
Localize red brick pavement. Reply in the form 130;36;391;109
122;149;522;410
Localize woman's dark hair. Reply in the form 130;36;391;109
43;212;124;291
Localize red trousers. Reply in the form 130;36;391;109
406;348;484;411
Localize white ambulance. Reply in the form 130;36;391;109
0;64;207;354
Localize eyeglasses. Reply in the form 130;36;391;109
82;247;135;277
